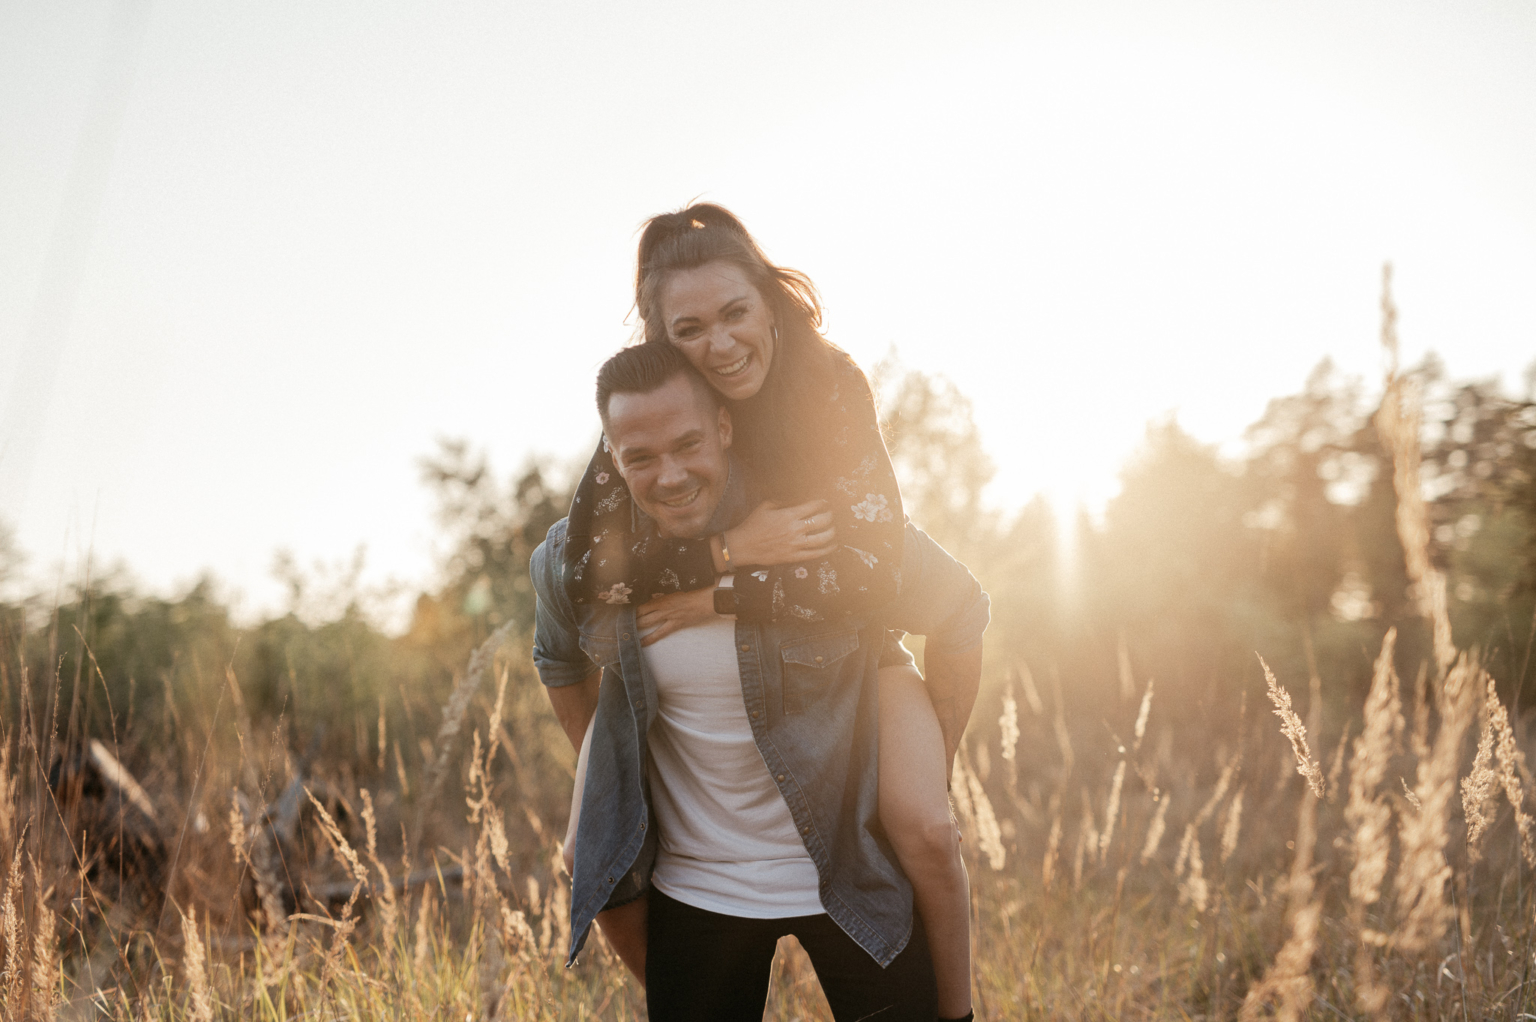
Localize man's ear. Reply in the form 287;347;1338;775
717;406;733;450
604;434;627;481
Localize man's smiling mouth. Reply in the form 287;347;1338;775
658;487;702;511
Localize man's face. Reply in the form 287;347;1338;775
605;372;732;539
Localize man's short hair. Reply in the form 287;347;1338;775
596;342;719;427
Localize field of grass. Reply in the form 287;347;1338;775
5;296;1536;1019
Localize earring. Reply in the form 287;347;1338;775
771;324;779;342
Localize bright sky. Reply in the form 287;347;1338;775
2;0;1534;622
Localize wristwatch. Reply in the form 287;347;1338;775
713;582;741;616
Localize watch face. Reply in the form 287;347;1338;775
713;587;738;615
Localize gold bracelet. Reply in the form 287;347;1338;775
718;534;733;568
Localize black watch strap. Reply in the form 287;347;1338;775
713;586;741;615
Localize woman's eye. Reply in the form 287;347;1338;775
726;306;745;321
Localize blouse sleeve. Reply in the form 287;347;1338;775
561;441;717;608
729;365;904;623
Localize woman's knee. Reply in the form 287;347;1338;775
889;806;963;873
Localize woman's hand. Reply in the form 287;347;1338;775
720;499;838;567
637;588;721;646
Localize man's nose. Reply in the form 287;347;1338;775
656;455;689;488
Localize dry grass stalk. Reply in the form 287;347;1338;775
1173;821;1194;878
1346;629;1402;908
965;759;1006;871
377;693;388;772
1194;756;1238;829
418;622;515;848
1140;794;1169;864
1488;677;1535;866
28;856;57;1020
412;883;436;974
1176;825;1208;913
180;906;215;1022
1260;656;1324;798
1394;652;1479;954
360;788;400;949
88;738;159;823
1374;275;1456;676
1132;678;1154;753
306;787;369;887
1241;792;1320;1022
1099;760;1126;864
1016;662;1045;716
1462;682;1499;854
1409;662;1430;760
1117;630;1136;701
998;686;1019;764
317;883;363;994
0;740;15;853
1325;722;1350;798
1041;809;1063;893
2;837;25;1011
1219;788;1245;864
1073;792;1097;891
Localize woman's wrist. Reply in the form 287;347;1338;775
710;532;731;574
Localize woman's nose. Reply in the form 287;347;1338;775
707;326;734;353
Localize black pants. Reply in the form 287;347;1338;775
645;888;937;1021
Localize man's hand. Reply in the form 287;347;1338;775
637;588;720;646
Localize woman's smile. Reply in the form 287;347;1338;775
711;353;753;380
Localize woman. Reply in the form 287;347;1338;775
564;204;975;1021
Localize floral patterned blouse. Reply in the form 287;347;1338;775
562;357;904;623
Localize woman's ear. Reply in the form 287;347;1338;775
717;406;733;450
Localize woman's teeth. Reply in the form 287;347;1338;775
714;354;751;378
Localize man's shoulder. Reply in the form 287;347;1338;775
529;517;572;591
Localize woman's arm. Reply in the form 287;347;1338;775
725;367;905;623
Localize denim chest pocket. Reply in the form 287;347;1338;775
779;628;860;714
579;632;620;670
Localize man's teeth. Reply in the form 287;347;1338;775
661;489;701;509
715;354;750;377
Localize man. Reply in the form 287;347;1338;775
531;342;988;1021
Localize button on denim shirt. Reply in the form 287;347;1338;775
531;517;989;968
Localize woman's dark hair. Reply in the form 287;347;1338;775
634;203;867;501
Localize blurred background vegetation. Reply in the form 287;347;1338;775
5;353;1536;835
2;348;1535;1016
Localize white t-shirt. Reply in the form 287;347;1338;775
642;616;824;918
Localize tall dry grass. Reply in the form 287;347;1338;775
0;263;1533;1019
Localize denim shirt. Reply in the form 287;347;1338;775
531;517;989;968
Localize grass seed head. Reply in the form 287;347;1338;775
1261;656;1324;798
180;906;215;1022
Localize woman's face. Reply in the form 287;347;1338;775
659;259;775;402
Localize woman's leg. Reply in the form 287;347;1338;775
879;663;973;1020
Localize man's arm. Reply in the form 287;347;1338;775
884;522;991;769
530;523;604;748
549;671;601;751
